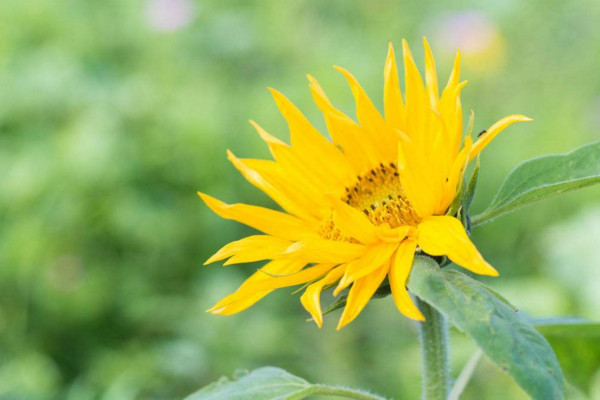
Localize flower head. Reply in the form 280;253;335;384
200;38;530;329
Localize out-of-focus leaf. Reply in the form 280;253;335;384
472;141;600;225
534;321;600;394
408;257;565;400
185;367;387;400
185;368;307;400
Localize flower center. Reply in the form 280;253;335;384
343;162;420;228
319;163;420;242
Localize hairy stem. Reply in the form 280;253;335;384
417;297;450;400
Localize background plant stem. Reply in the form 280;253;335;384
417;297;450;400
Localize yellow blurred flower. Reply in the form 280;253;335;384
200;38;529;329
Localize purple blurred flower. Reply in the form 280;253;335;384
434;11;498;54
145;0;195;32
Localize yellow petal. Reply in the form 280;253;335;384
209;259;306;315
423;37;439;107
377;225;415;243
337;263;390;330
198;192;316;241
417;216;498;276
446;48;461;90
402;39;428;145
396;141;439;218
383;42;405;130
248;119;286;146
308;75;377;171
281;239;366;263
334;243;397;295
439;50;464;155
300;266;345;327
239;157;328;220
332;201;378;244
268;88;356;188
209;291;270;316
389;239;424;320
334;65;398;163
205;235;291;265
227;150;320;221
248;120;336;196
469;115;532;161
438;135;472;213
210;263;334;310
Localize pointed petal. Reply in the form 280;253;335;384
239;157;328;220
248;120;338;196
300;266;345;327
423;37;439;107
248;119;286;146
209;259;305;315
337;263;390;329
469;115;533;161
446;48;461;89
402;39;428;144
334;243;397;295
281;239;366;263
227;150;320;221
198;192;316;241
384;42;405;130
334;66;398;162
438;135;472;214
205;235;291;265
269;88;356;187
389;239;425;320
332;201;378;244
210;263;335;311
417;216;498;276
308;75;377;171
396;141;439;218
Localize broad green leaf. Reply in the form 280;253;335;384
185;366;387;400
472;141;600;225
534;321;600;394
470;278;518;312
408;257;565;400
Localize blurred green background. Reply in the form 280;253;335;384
1;0;600;399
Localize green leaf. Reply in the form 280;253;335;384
470;278;518;312
185;366;388;400
408;257;565;399
534;321;600;394
472;141;600;226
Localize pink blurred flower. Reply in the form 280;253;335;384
430;11;506;74
145;0;195;32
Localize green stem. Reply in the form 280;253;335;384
449;348;482;400
417;297;450;400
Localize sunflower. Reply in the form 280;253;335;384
200;38;530;330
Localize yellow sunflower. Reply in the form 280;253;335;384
200;38;530;330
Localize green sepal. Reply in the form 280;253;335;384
306;284;391;322
461;155;480;227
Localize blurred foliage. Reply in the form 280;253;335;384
1;0;600;399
